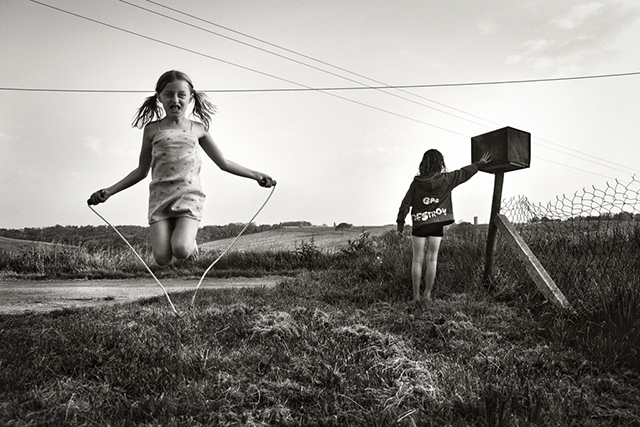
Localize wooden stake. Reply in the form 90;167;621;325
494;214;574;311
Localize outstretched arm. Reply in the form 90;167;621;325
199;132;276;187
88;128;153;205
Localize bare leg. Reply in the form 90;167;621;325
171;217;200;260
150;219;175;266
422;236;442;300
149;217;200;265
411;236;427;302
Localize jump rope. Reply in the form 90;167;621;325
87;180;276;317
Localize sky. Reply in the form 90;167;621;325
1;0;640;229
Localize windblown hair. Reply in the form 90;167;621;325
131;70;217;130
418;149;446;177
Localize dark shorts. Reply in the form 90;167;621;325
411;223;444;237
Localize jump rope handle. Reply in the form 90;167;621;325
260;177;277;187
87;190;106;206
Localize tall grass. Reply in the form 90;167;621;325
2;228;638;372
0;245;151;280
2;275;639;425
481;225;640;373
1;229;639;425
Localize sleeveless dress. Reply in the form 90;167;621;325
148;121;205;224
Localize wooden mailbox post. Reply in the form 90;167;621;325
472;127;572;311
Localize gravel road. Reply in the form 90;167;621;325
0;277;282;315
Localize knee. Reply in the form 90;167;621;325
426;252;439;262
172;242;195;260
153;251;173;266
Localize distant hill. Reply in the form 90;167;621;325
0;236;65;252
0;225;397;254
200;225;395;253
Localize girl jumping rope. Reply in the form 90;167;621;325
89;70;275;266
397;149;490;307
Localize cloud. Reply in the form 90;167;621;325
84;136;103;154
477;20;497;35
531;57;557;70
83;135;136;158
506;55;522;66
504;1;639;71
552;2;604;30
523;39;557;52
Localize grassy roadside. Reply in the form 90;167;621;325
0;235;358;281
1;276;639;426
1;231;639;425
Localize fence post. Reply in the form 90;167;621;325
473;127;571;310
483;171;504;285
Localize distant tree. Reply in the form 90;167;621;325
280;221;312;227
335;222;352;233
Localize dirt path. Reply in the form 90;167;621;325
0;277;283;315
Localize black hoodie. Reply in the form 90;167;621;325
397;162;482;231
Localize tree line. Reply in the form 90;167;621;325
0;223;284;250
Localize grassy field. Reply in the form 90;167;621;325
0;236;66;251
1;227;639;426
0;226;395;280
199;225;395;253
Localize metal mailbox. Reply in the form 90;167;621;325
472;126;531;173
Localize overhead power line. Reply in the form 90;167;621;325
135;0;640;177
534;156;615;180
27;0;468;137
0;72;640;93
533;137;639;176
22;0;640;177
135;1;640;176
119;0;489;129
4;72;638;94
140;0;640;129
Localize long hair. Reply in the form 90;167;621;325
418;149;446;177
131;70;217;130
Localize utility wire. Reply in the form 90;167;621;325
142;0;640;129
534;156;615;180
23;1;640;176
534;138;640;175
3;70;639;93
124;0;491;129
141;1;640;175
28;0;467;137
142;0;640;174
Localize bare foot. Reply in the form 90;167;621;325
408;298;422;314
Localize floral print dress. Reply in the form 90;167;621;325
148;122;205;224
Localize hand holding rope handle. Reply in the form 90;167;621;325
87;189;108;206
259;176;276;188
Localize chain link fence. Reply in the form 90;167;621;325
491;176;640;313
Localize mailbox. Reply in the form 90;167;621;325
472;126;531;173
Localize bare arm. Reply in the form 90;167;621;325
88;127;153;205
199;131;275;187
